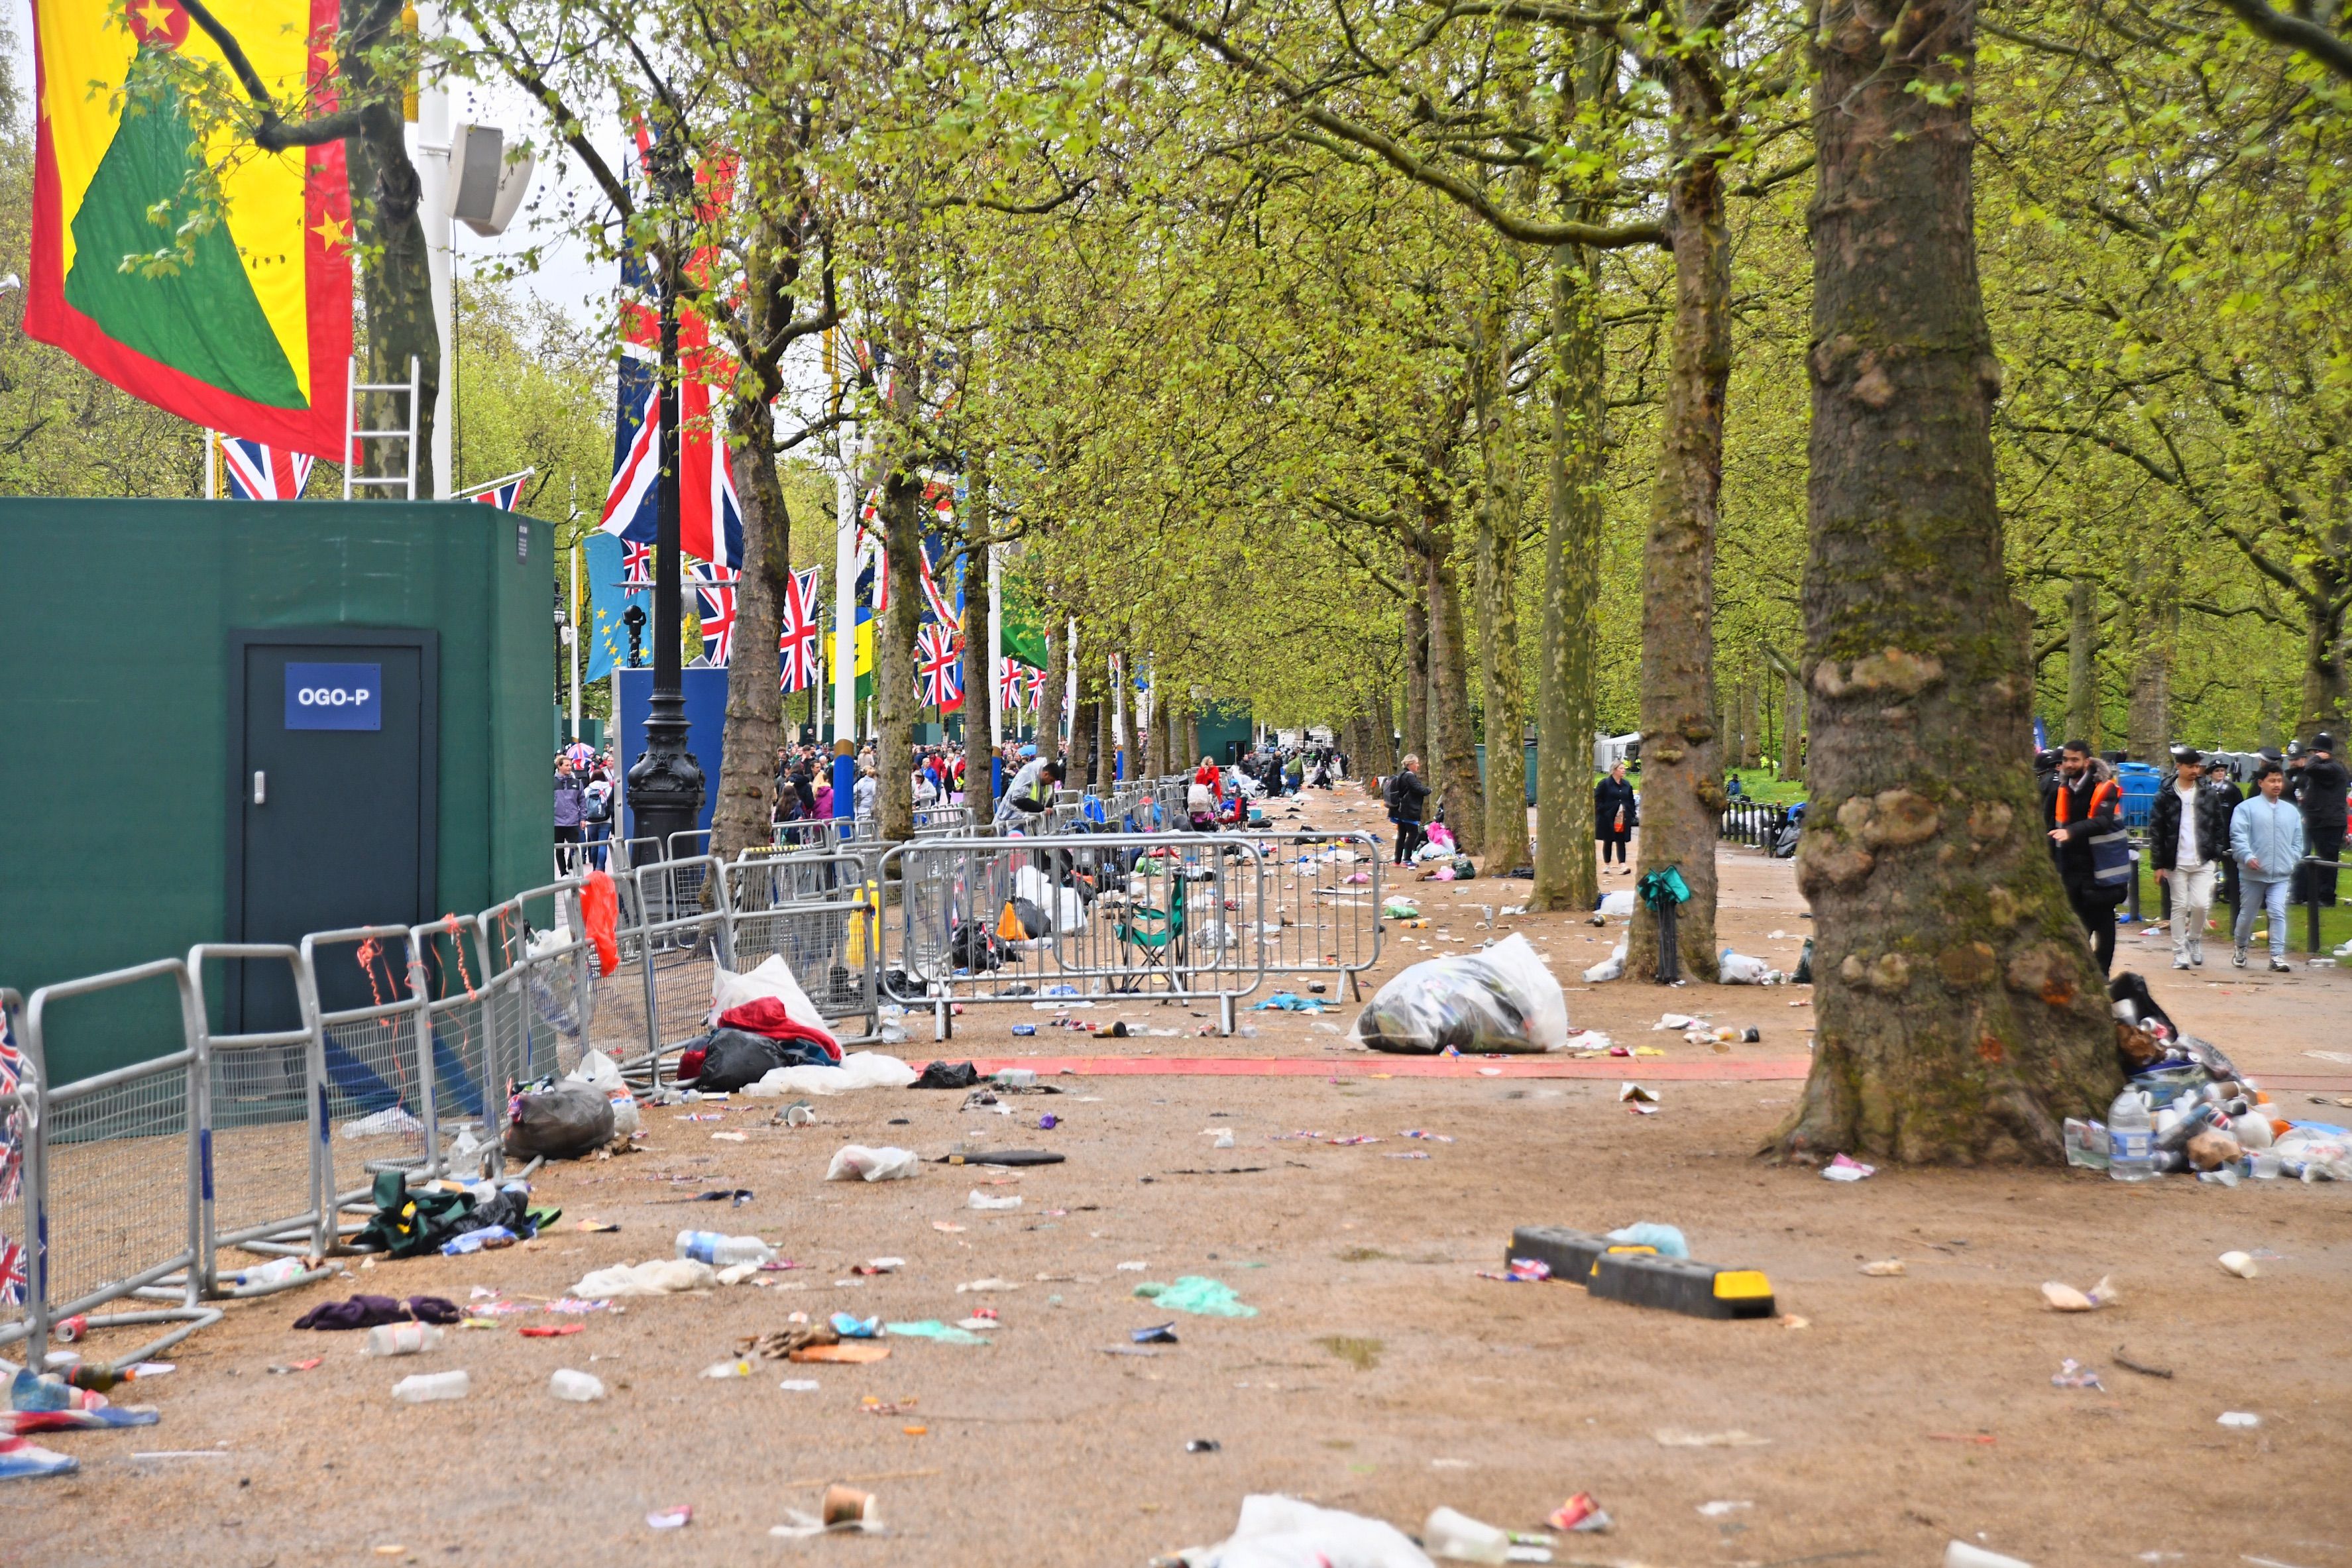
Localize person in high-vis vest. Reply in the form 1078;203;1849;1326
2043;740;2122;976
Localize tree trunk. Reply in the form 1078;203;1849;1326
337;0;437;496
876;459;923;844
1095;688;1115;791
1371;675;1399;775
710;410;789;861
2066;576;2100;749
1403;592;1431;767
1532;247;1604;914
1040;614;1068;768
1070;689;1097;790
1626;53;1730;984
2300;573;2349;740
1739;678;1762;769
1141;679;1162;779
1426;522;1485;854
960;482;995;832
2124;561;2174;762
1471;282;1532;873
1775;0;2120;1165
1779;659;1806;783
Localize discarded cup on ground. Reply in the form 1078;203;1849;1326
390;1370;470;1404
822;1484;878;1528
1944;1543;2031;1568
1423;1505;1512;1564
549;1369;606;1402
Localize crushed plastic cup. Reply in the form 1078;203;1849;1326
548;1369;607;1402
967;1190;1023;1211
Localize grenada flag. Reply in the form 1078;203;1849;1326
28;0;353;459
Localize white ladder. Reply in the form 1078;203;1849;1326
343;355;422;500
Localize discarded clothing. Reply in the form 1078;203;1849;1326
714;996;842;1063
349;1171;549;1259
294;1294;462;1331
685;1027;838;1092
568;1258;719;1298
911;1060;980;1090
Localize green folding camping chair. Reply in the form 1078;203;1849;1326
1112;868;1188;992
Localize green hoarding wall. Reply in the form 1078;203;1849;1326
0;500;551;1082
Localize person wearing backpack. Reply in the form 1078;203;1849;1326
553;761;587;873
581;767;614;869
1389;755;1429;865
2043;739;2125;975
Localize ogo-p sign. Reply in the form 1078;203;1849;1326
284;662;383;732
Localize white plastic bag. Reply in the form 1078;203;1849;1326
825;1144;921;1182
709;954;829;1037
1598;889;1636;919
568;1258;717;1298
744;1050;919;1097
1353;934;1569;1054
1583;940;1628;983
1718;950;1772;985
1176;1494;1435;1568
566;1048;640;1140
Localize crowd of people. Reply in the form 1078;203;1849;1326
2044;733;2347;978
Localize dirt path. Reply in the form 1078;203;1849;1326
9;784;2349;1567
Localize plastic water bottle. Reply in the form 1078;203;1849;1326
674;1231;775;1267
2108;1088;2156;1182
548;1369;607;1402
363;1322;444;1357
993;1068;1036;1090
390;1369;470;1404
236;1257;308;1288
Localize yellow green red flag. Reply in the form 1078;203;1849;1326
28;0;353;459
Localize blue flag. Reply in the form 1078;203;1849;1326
583;531;651;683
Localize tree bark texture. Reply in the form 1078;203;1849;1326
1094;693;1115;792
1040;614;1068;767
1779;660;1807;783
1425;523;1485;854
960;486;996;830
1532;248;1604;913
334;0;437;495
2299;569;2349;739
2065;576;2100;748
876;459;923;844
1141;683;1162;780
1779;0;2121;1164
2124;563;2174;762
1626;69;1729;983
1403;592;1431;766
1471;283;1532;872
711;412;789;862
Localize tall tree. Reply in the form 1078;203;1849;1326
1777;0;2117;1164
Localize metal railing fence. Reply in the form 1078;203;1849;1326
0;796;1271;1374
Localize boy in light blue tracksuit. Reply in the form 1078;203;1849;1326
2230;762;2306;972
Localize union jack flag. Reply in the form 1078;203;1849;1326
779;567;822;693
621;539;653;587
917;622;964;712
597;129;742;573
0;1017;23;1099
219;436;313;501
0;1236;22;1308
692;562;738;665
469;477;524;510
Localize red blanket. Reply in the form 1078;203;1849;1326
716;997;842;1062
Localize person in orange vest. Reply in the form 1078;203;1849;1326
2043;739;2123;975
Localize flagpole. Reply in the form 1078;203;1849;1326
569;537;583;743
987;542;1004;748
202;429;216;499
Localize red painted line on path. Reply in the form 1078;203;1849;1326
959;1054;1814;1081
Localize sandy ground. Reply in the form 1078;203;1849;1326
9;787;2351;1568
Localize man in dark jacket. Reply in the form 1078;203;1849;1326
2289;732;2347;907
2147;746;2232;969
2043;739;2123;975
1388;755;1429;865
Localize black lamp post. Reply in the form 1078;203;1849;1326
622;603;646;669
624;134;704;857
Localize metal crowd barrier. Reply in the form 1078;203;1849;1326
1719;800;1791;848
0;799;1279;1373
11;960;224;1372
876;832;1270;1035
1235;831;1385;999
